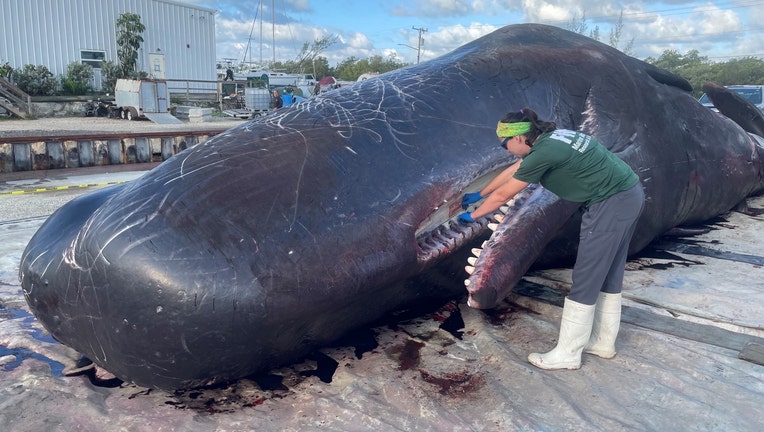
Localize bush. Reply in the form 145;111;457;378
0;61;12;80
100;60;122;94
101;60;149;94
13;64;57;96
61;62;94;95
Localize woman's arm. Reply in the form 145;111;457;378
471;176;529;219
480;160;522;196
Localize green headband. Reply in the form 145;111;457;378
496;121;531;138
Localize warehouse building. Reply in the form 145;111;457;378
0;0;216;91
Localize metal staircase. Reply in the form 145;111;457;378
0;77;31;118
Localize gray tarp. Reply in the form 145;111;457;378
1;169;762;431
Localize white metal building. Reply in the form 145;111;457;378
0;0;216;91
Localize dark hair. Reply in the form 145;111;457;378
499;108;556;146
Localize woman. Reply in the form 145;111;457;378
459;108;644;370
271;90;283;110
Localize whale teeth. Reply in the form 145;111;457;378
467;257;477;265
481;241;488;248
499;205;509;214
494;214;504;223
488;223;498;231
471;248;482;257
465;265;475;275
464;279;471;287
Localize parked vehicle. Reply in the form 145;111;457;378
698;85;764;112
114;79;181;124
84;98;116;117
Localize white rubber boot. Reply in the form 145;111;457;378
584;292;622;359
528;297;595;370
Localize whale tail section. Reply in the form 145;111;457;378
702;82;764;138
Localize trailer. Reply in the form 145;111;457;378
114;79;182;124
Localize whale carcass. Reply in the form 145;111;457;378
20;24;764;389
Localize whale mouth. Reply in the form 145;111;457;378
415;217;488;263
462;184;539;278
413;167;535;265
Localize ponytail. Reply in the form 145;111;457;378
499;108;556;146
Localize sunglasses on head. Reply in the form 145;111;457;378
500;136;511;150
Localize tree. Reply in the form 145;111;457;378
609;10;634;55
567;12;600;42
293;35;339;74
332;54;408;81
567;12;589;35
644;50;764;98
311;57;331;80
567;9;633;55
719;58;764;85
61;62;94;95
332;56;360;81
644;50;714;96
116;13;145;78
100;60;123;94
644;49;709;71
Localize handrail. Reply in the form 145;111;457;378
0;77;31;117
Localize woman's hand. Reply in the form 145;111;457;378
461;192;482;209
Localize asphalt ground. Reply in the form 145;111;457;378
0;116;241;140
0;164;154;221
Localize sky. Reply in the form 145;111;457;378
176;0;764;69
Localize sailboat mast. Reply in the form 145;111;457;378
259;0;263;66
272;0;276;66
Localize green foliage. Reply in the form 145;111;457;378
0;61;12;79
644;49;708;71
100;60;122;94
268;36;338;80
61;62;94;95
264;33;409;82
567;12;590;36
565;9;763;97
12;64;57;96
333;54;407;81
608;10;634;55
292;35;339;74
645;50;764;97
311;57;332;81
116;13;145;78
568;9;633;55
717;58;764;85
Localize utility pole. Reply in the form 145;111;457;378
412;26;427;64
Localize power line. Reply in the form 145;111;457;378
544;0;764;24
537;1;764;59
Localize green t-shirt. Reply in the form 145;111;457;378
513;129;638;207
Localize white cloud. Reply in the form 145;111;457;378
391;0;473;17
284;0;311;12
523;0;582;23
179;0;763;67
412;23;499;60
628;4;744;59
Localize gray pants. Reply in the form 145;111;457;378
569;183;645;305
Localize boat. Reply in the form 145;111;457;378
246;70;316;88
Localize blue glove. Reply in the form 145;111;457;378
457;212;475;225
461;192;482;209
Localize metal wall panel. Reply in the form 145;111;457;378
0;0;216;90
